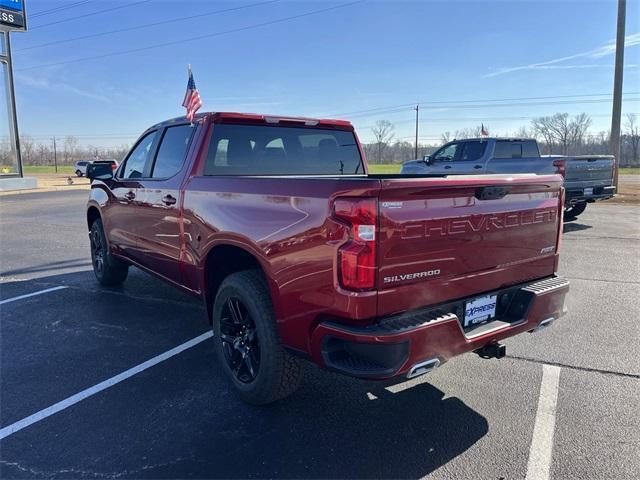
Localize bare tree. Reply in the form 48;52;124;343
624;114;639;166
453;126;483;139
440;131;451;144
514;126;530;138
63;135;80;164
532;113;592;155
531;116;555;154
568;113;592;150
20;135;35;166
371;120;394;163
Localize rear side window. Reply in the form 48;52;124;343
493;141;523;159
121;131;157;179
522;141;540;157
152;124;194;179
204;124;363;175
459;141;487;161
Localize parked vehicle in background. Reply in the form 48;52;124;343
86;113;569;405
401;138;616;219
76;159;119;177
74;160;91;177
558;155;617;218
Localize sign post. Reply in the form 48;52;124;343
0;0;26;182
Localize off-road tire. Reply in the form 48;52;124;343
564;202;587;220
89;218;129;286
212;270;302;405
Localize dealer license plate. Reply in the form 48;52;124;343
584;187;594;196
464;295;497;327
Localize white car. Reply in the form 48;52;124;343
74;160;91;177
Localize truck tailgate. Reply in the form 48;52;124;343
564;155;614;188
376;174;562;317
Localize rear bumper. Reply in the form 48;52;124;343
310;276;569;379
566;186;616;204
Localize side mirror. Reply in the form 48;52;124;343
86;162;114;181
422;155;432;165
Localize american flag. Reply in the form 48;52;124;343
182;67;202;123
480;123;489;136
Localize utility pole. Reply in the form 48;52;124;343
52;136;58;173
414;104;419;159
610;0;626;188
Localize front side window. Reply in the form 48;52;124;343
433;143;460;162
204;124;363;175
152;124;194;179
459;141;487;161
121;131;157;179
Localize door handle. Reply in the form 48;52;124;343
124;191;135;201
474;165;483;169
162;194;177;206
444;165;452;169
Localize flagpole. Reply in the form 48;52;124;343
187;64;193;126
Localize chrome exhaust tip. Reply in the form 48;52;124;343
407;358;440;379
533;316;555;332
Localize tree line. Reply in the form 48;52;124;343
0;135;131;170
364;113;640;166
2;112;639;169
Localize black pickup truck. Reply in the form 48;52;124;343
401;138;616;219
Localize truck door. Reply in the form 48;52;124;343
427;142;462;174
134;124;195;284
105;130;159;261
448;140;487;174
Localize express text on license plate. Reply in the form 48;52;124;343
464;295;497;327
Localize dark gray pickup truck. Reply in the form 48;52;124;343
401;138;616;219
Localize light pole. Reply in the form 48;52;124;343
0;31;22;177
0;0;29;190
414;104;419;159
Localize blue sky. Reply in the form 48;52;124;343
5;0;640;146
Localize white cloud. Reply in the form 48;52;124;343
16;70;112;103
486;32;640;77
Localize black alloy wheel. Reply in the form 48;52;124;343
90;226;105;276
219;297;261;383
89;218;128;286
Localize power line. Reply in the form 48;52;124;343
18;1;364;71
358;111;640;129
29;1;95;19
29;0;152;30
328;92;640;118
17;0;280;52
341;96;640;119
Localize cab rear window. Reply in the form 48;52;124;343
204;124;364;175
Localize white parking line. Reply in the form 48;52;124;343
0;286;68;305
526;364;561;480
0;331;213;440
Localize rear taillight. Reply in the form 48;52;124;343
552;159;566;178
556;187;565;254
332;197;377;291
611;159;616;181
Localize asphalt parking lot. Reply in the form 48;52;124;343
1;190;639;479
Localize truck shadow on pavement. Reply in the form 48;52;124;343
563;221;592;233
1;269;488;479
181;370;490;479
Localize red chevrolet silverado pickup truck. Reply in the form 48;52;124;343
86;112;569;404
